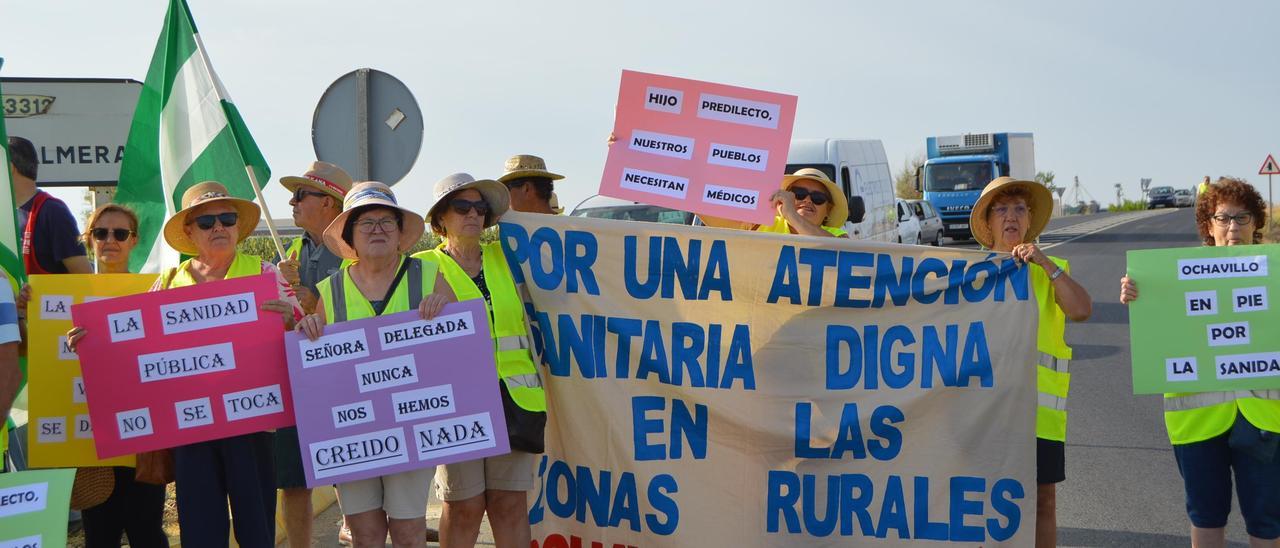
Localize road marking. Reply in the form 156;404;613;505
1041;209;1179;249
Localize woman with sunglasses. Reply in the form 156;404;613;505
414;173;545;548
295;181;454;548
1120;178;1280;546
702;168;850;237
72;181;302;547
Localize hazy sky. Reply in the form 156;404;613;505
4;0;1278;226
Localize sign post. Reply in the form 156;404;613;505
1259;154;1279;231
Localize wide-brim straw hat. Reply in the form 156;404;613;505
279;161;353;201
322;181;426;260
969;176;1053;249
426;173;510;232
781;168;849;227
162;181;262;255
497;154;564;182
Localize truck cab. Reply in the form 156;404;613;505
917;132;1034;241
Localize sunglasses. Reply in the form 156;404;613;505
791;187;830;206
293;188;328;202
504;177;546;189
450;198;491;216
190;212;239;230
91;228;135;242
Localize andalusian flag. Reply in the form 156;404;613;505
116;0;270;273
0;60;26;289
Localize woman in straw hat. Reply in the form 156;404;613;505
413;173;544;548
702;168;850;237
970;176;1091;548
295;181;453;548
71;181;303;547
1120;178;1279;546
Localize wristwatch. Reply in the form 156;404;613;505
1049;267;1066;281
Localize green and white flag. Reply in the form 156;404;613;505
0;59;27;289
116;0;270;273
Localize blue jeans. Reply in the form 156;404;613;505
1174;414;1280;539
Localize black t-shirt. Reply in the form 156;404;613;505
18;192;86;274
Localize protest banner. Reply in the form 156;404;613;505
1127;244;1280;394
496;212;1039;547
599;70;798;225
283;299;509;487
26;273;156;467
70;273;293;458
0;468;75;548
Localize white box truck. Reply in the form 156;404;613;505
785;138;897;242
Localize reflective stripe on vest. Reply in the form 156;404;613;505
1033;257;1073;442
1164;389;1280;444
414;242;546;412
1164;390;1280;412
317;257;433;323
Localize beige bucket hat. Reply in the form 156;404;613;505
162;181;261;255
426;173;511;232
497;154;564;183
969;177;1053;249
322;182;426;260
781;168;849;228
279;161;354;201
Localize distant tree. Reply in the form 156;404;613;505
894;154;925;199
1035;171;1056;190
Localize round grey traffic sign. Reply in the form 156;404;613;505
312;68;422;185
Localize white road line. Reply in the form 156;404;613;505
1041;209;1179;250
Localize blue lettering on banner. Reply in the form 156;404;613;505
793;402;903;460
826;322;994;390
764;471;1023;541
499;223;601;295
530;456;680;536
623;236;733;301
631;396;708;461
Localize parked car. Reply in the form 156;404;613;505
895;199;922;245
1147;186;1176;208
909;199;944;246
1173;188;1194;208
571;195;697;225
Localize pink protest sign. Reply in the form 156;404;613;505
71;273;294;458
284;300;510;487
600;70;798;224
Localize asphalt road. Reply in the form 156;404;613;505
1047;208;1254;547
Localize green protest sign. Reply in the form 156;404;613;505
1127;244;1280;394
0;468;75;548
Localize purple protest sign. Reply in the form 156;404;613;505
284;299;510;487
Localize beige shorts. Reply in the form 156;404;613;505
434;451;535;501
336;466;435;519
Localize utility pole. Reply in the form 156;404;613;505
1115;183;1124;209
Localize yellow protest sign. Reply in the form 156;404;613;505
27;273;156;468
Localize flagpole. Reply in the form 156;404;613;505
244;165;287;261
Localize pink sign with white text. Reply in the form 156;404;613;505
600;70;798;224
71;273;294;458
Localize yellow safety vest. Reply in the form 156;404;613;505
414;242;546;413
316;257;437;324
1032;257;1072;442
1197;182;1209;195
755;216;848;238
1164;391;1280;444
165;252;264;289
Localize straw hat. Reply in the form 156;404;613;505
279;161;353;201
497;154;564;183
426;173;510;232
322;182;426;260
781;168;849;227
69;467;115;510
162;181;262;255
969;177;1053;249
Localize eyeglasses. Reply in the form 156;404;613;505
355;218;399;234
450;198;491;216
91;228;134;242
1211;212;1254;226
293;188;328;202
190;212;239;230
790;187;830;206
992;204;1029;218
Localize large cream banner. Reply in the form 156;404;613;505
497;212;1040;547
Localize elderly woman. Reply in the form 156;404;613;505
295;181;453;548
702;168;850;237
72;182;302;547
1121;178;1279;546
970;177;1091;548
412;173;545;548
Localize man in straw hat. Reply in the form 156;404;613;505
970;176;1091;548
275;161;353;547
702;168;850;237
498;154;564;215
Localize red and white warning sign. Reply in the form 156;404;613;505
1260;154;1280;176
